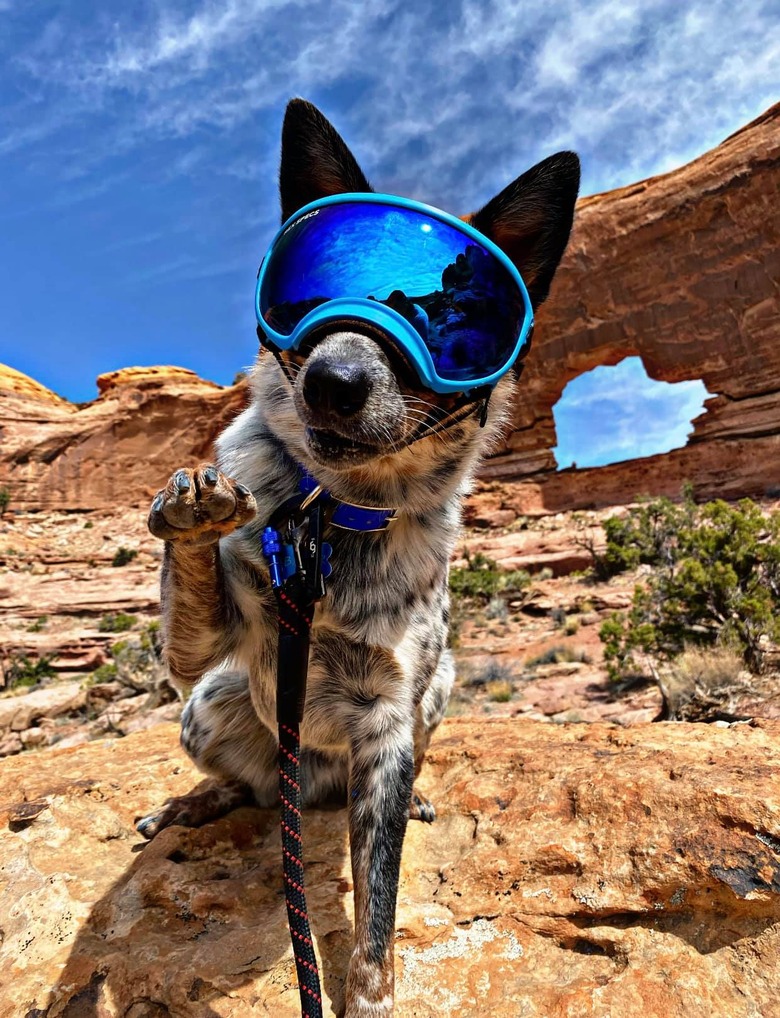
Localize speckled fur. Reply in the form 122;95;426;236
140;98;579;1017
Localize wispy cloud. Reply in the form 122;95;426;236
5;0;778;202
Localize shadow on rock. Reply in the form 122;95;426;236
16;764;354;1017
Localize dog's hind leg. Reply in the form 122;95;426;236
408;649;455;824
136;668;278;839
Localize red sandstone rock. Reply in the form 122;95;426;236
483;102;780;509
2;719;780;1016
0;364;249;511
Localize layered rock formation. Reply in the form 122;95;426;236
0;365;248;511
3;718;780;1016
487;101;780;509
1;103;778;513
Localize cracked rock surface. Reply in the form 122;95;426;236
2;718;780;1016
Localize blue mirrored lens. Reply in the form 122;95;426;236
259;203;525;382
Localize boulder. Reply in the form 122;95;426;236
2;718;780;1016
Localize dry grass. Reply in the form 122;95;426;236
486;680;513;702
659;643;754;721
669;644;744;692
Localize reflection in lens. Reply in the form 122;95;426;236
378;245;521;381
260;202;525;380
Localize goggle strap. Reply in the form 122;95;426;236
271;348;297;387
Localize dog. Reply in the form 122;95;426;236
137;98;579;1017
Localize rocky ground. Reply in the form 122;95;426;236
5;493;780;758
3;501;780;1017
0;497;667;759
3;717;780;1017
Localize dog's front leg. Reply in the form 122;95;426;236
148;464;258;685
344;722;415;1017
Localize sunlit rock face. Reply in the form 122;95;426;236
4;719;780;1017
0;365;250;511
484;101;780;511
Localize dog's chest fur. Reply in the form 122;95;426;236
212;389;467;752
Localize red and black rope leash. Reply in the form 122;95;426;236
279;716;322;1016
263;503;325;1018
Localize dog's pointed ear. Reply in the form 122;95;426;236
279;99;372;223
470;152;580;309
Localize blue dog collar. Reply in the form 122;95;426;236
299;468;396;532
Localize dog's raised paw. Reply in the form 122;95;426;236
148;464;256;543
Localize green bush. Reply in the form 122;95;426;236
3;653;55;688
449;551;530;602
89;662;119;683
98;612;136;633
599;496;780;678
111;547;138;568
0;488;10;513
27;615;49;632
590;494;697;581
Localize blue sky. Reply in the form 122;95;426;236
553;358;710;468
0;1;777;466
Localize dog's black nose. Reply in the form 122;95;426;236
303;360;373;416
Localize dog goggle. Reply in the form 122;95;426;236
255;193;534;394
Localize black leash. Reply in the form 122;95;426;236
262;495;329;1018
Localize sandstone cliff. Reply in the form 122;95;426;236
0;365;248;512
1;103;778;513
490;102;780;510
2;718;780;1017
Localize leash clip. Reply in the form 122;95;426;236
262;490;332;601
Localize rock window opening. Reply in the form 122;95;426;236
552;357;710;470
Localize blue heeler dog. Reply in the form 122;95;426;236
138;99;579;1016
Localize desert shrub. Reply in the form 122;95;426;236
27;615;49;632
526;645;591;667
461;659;516;688
550;606;567;627
599;496;780;678
449;551;530;602
98;612;136;633
588;494;697;581
667;644;744;692
2;653;55;688
111;547;138;568
89;662;119;683
0;488;10;513
485;596;509;621
107;621;174;704
487;680;513;702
